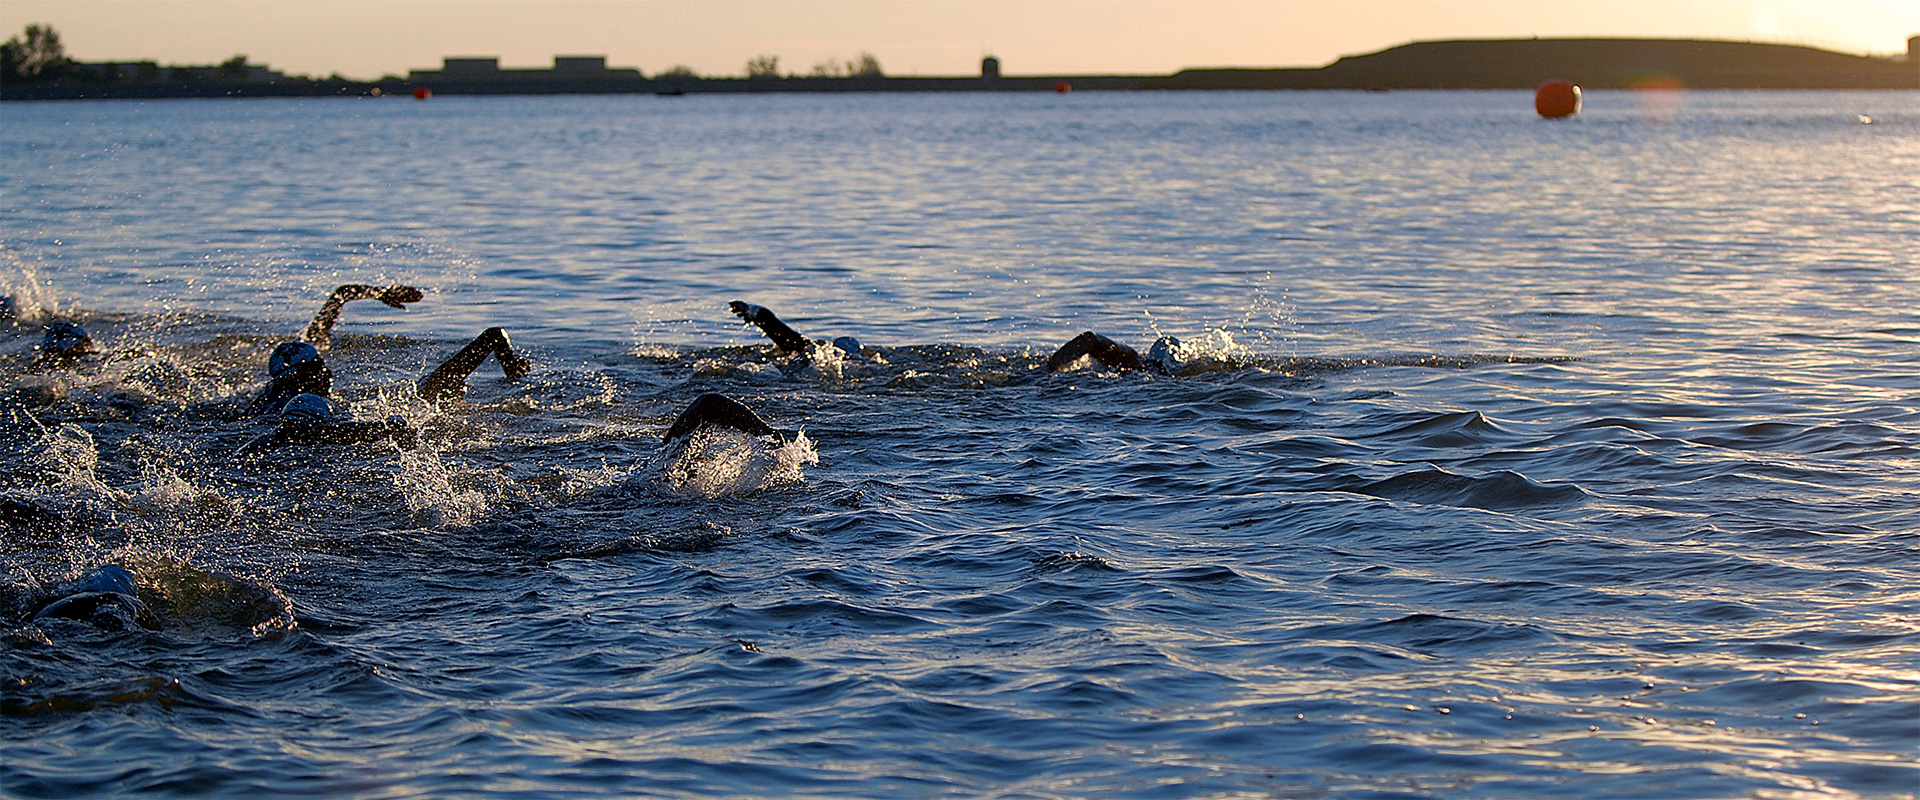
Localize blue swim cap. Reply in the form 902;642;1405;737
830;336;862;357
41;320;91;353
1146;336;1183;374
268;341;321;378
70;564;138;597
279;393;334;425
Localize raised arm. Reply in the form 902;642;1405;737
301;284;425;347
1044;331;1145;372
662;392;779;443
728;301;812;354
417;327;532;403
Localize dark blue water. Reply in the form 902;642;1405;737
2;90;1917;798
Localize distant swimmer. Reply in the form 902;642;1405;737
729;301;864;360
1045;331;1188;375
301;284;425;349
28;564;160;632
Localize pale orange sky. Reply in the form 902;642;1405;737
3;0;1916;80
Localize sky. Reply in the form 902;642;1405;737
3;0;1917;80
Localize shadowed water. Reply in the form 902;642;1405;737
2;90;1917;798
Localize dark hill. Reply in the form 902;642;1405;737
1169;37;1916;90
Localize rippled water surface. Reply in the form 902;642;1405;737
2;90;1918;798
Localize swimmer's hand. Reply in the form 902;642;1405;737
728;300;768;323
377;285;424;310
728;300;812;354
306;284;427;346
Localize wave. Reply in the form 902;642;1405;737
1354;466;1591;511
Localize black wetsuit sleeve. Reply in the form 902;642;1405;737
417;327;531;402
1045;331;1145;372
729;302;813;354
663;393;779;442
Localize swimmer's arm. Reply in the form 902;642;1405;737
1045;331;1144;372
301;284;425;347
235;418;417;455
728;301;813;355
417;327;531;403
233;429;286;457
663;392;778;442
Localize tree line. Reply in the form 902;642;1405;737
5;23;889;85
743;52;884;79
1;23;344;86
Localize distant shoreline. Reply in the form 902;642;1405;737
5;37;1914;101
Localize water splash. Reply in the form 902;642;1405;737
128;555;296;636
37;424;107;495
655;428;817;499
0;261;60;324
393;448;488;528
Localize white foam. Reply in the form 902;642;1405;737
394;449;488;528
656;427;817;499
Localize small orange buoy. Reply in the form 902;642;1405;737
1535;80;1580;119
1054;81;1071;94
412;86;431;101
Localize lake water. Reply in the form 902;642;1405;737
2;89;1917;798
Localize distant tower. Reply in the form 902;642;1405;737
1911;35;1919;87
982;55;1000;80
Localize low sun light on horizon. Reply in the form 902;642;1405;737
1;0;1916;81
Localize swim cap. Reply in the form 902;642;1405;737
279;393;334;425
830;336;862;357
69;564;138;597
268;341;321;378
40;321;91;354
1146;336;1183;375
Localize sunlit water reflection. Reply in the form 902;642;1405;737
3;90;1917;798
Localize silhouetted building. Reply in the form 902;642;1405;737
982;56;1000;80
553;56;609;75
66;59;283;84
407;56;640;83
437;57;501;77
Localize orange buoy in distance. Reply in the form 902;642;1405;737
1535;80;1580;119
412;86;432;100
1054;81;1071;94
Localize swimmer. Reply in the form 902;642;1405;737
27;320;97;370
245;340;334;417
728;301;863;360
4;320;191;413
1045;331;1186;375
662;392;782;443
29;564;160;632
301;284;425;348
237;392;417;454
246;327;529;416
237;327;527;453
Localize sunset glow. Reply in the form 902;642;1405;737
2;0;1914;80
